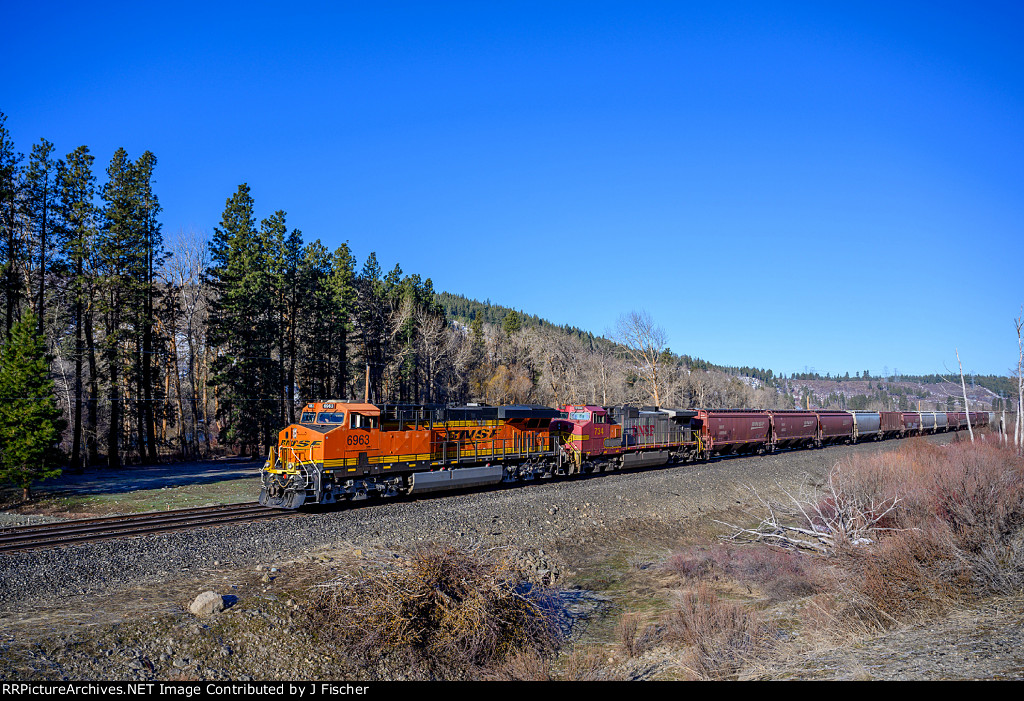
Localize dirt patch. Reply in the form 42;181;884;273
750;594;1024;680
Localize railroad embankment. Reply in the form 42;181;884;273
1;432;1021;680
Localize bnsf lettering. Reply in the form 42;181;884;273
443;427;500;441
280;440;321;449
464;428;500;441
630;426;654;436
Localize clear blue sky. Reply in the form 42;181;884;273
4;1;1022;377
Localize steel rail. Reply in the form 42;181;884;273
0;503;297;554
0;502;264;535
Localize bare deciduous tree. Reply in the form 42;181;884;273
614;310;668;406
539;330;587;408
162;228;211;456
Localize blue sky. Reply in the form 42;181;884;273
4;2;1022;377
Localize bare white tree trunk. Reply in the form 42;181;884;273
956;348;974;443
1016;311;1023;455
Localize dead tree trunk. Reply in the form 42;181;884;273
1015;310;1023;455
956;348;974;443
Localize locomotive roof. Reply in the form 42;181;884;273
303;401;380;416
498;405;563;419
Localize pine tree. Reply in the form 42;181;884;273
133;151;165;463
56;145;97;472
21;138;57;337
327;242;356;398
296;240;334;401
502;310;522;335
259;210;290;427
0;113;25;341
355;252;386;401
281;226;303;424
207;184;277;455
99;148;140;469
0;313;65;500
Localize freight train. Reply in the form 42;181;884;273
258;399;992;509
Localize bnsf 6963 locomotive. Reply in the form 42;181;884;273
259;401;569;509
260;399;992;509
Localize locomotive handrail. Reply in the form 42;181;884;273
280;445;321;493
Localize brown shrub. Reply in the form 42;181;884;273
303;543;565;680
839;527;965;626
489;649;551;681
616;611;643;657
822;440;1024;626
661;582;768;680
664;546;716;580
615;611;661;658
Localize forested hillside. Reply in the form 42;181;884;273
0;110;1005;485
0;111;800;473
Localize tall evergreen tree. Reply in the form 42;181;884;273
56;145;97;471
21;138;57;337
134;151;164;463
207;184;277;455
296;239;334;402
0;113;25;340
355;252;386;401
99;148;147;468
327;242;356;398
0;313;65;500
281;226;304;424
260;210;290;428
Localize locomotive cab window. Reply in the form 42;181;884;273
315;411;345;425
351;413;378;429
300;411;317;423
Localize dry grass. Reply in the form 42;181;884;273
301;542;565;680
665;542;820;602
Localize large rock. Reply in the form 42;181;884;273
189;591;225;616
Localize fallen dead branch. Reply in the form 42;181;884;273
716;462;908;555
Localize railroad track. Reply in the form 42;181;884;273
0;502;297;554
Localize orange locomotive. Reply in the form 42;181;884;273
260;401;570;508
